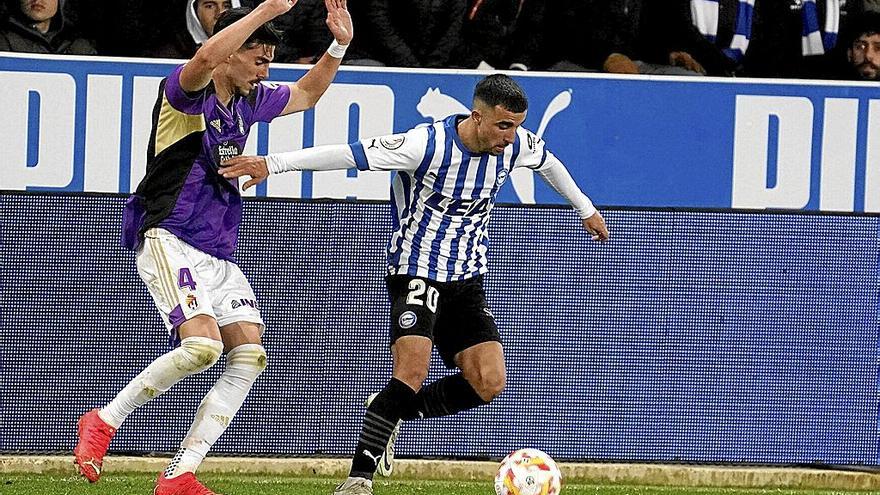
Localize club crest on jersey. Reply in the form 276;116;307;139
399;311;418;329
209;119;222;133
380;135;406;150
496;169;509;186
186;293;199;310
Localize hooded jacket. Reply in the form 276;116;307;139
0;0;96;54
149;0;241;60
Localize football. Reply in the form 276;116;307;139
494;448;562;495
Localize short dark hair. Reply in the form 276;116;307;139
473;74;528;113
843;11;880;46
213;7;283;47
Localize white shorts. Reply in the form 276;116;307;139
136;228;264;344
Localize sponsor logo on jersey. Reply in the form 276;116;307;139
380;135;406;150
237;115;245;135
399;310;418;329
214;141;242;165
482;307;495;319
209;119;222;133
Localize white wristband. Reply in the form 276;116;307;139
327;40;348;59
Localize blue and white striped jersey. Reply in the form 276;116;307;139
348;114;557;283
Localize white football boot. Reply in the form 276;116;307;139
332;477;373;495
364;392;402;477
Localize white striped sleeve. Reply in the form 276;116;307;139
349;127;428;172
535;153;596;219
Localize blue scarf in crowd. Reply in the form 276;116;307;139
691;0;756;62
801;0;840;56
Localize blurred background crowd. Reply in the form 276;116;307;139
3;0;880;81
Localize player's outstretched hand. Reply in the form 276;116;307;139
582;212;609;242
325;0;353;45
219;156;269;191
260;0;297;18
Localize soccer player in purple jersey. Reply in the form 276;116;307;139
220;74;609;495
73;1;353;494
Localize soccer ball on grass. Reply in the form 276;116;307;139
494;448;562;495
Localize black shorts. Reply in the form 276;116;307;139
386;274;501;368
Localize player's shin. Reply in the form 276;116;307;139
400;373;489;420
100;337;223;428
349;378;416;480
164;344;267;479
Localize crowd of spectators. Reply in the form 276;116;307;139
2;0;880;81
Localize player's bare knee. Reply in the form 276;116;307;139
475;369;506;402
394;365;429;391
462;362;506;402
174;336;223;373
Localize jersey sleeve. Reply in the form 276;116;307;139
348;127;430;173
251;82;292;122
512;127;552;170
163;64;206;115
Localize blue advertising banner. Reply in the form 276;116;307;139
2;53;880;212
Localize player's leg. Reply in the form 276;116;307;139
156;259;267;495
75;231;224;482
401;275;503;420
334;276;437;494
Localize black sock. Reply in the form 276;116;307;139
349;378;416;480
400;373;489;421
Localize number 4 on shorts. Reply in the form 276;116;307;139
178;268;197;290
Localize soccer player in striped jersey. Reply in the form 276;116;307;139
72;2;353;494
220;74;608;495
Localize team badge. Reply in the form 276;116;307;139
399;311;418;329
496;169;508;186
186;293;199;310
380;135;406;150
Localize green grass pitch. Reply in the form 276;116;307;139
4;474;880;495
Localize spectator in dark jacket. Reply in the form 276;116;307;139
0;0;95;54
363;0;467;68
658;0;744;76
746;0;859;78
64;0;153;57
148;0;240;59
545;0;699;75
250;0;331;63
451;0;546;70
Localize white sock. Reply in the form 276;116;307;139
165;344;267;478
99;337;223;428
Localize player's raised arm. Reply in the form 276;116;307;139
179;0;296;92
280;0;354;115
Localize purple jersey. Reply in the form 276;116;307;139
121;64;290;260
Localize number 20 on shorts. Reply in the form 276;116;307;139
406;279;438;313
